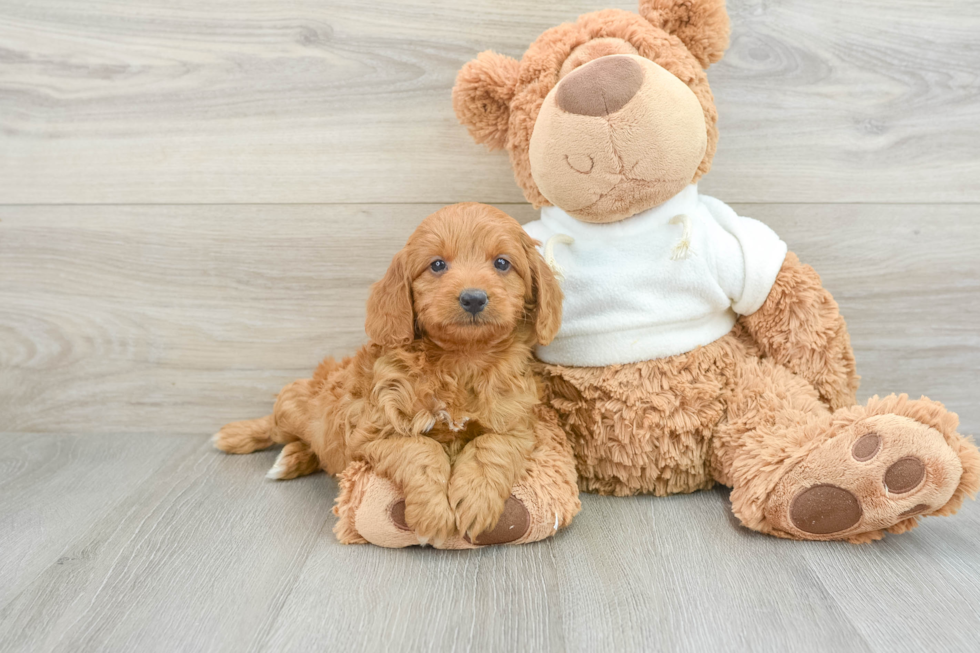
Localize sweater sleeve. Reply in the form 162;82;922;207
701;195;788;316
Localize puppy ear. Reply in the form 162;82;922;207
452;51;521;151
639;0;731;68
365;249;415;348
521;233;563;346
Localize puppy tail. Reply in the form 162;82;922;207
212;414;277;454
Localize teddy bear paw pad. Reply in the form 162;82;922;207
389;496;530;545
390;500;411;531
463;496;531;546
766;415;963;540
788;484;862;535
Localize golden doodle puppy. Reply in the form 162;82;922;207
214;203;573;546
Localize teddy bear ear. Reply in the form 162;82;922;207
639;0;731;68
452;51;521;151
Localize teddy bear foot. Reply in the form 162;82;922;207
332;461;572;548
390;495;532;546
763;398;977;542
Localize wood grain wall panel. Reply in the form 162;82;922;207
1;1;977;204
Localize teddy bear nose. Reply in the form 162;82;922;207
556;55;644;117
459;289;488;315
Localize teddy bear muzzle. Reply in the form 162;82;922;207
528;54;708;224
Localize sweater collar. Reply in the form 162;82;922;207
539;184;700;239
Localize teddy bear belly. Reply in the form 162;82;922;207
538;331;750;496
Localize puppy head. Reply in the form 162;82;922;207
365;203;562;350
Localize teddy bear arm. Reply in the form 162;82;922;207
737;251;859;411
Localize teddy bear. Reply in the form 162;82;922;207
452;0;979;541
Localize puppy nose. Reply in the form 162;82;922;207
458;289;488;315
556;55;644;117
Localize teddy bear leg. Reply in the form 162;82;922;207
538;357;725;496
712;359;980;542
736;251;860;411
332;406;581;548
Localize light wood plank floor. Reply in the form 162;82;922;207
1;1;979;651
1;433;979;652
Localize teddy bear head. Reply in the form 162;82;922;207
453;0;730;223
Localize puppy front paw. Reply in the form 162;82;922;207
415;397;449;435
449;473;509;541
437;411;470;432
404;494;456;547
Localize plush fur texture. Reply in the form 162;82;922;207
639;0;730;67
454;0;979;541
539;257;979;541
738;252;858;412
214;203;580;547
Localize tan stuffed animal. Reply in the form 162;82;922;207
453;0;979;541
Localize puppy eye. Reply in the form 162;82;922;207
429;259;448;274
493;257;511;272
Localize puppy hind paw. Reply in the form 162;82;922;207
266;441;319;480
266;458;288;480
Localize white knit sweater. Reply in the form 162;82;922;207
523;184;787;366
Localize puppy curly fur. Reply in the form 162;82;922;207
214;203;565;545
